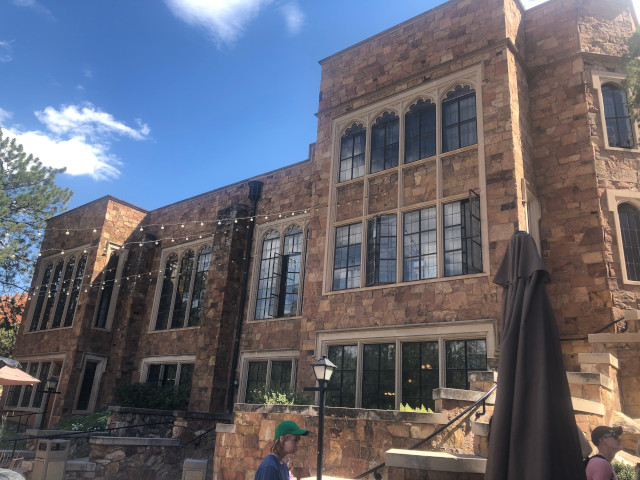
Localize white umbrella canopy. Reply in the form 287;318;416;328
0;366;39;386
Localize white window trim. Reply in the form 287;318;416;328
26;245;91;333
238;350;299;403
92;243;129;331
592;71;640;152
72;353;107;414
606;189;640;285
149;238;213;332
139;355;196;387
248;216;310;322
315;319;496;409
5;353;67;414
324;64;489;294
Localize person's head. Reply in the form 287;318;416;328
591;425;623;457
271;421;309;459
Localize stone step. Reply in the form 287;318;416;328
385;449;487;473
571;397;605;416
566;372;613;390
588;333;640;344
577;353;619;370
433;388;496;405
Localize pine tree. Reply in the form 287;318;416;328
0;128;72;305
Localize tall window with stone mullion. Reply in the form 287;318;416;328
154;246;211;330
339;124;366;182
602;84;635;148
405;100;436;163
95;252;119;328
618;203;640;281
370;112;399;174
255;227;303;319
403;207;437;281
366;214;397;286
333;223;362;290
442;85;477;153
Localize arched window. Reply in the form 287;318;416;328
442;85;477;153
339;123;366;182
28;249;88;332
602;84;634;148
619;203;640;281
255;226;304;319
405;100;436;163
370;112;399;173
154;244;212;330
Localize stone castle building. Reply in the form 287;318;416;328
5;0;640;475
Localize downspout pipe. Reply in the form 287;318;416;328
226;180;263;414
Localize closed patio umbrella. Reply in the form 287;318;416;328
0;366;40;386
484;232;586;480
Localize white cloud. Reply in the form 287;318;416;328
83;67;93;79
0;107;13;123
280;2;303;35
35;104;149;141
12;0;54;20
164;0;273;46
0;41;13;63
2;103;149;180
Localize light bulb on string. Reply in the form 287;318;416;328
161;225;165;230
65;230;69;235
93;228;97;233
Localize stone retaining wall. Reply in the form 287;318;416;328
213;403;478;480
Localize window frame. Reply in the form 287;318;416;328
4;354;66;414
326;66;488;294
92;244;128;331
249;218;309;322
149;239;213;331
238;350;299;403
140;355;196;391
72;353;107;414
316;320;496;410
592;72;640;152
607;189;640;285
26;246;90;333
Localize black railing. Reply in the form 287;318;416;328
354;384;497;479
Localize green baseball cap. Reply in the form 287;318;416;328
274;420;310;441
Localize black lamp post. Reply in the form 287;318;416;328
306;355;336;480
38;376;60;430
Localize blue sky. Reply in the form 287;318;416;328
1;0;637;212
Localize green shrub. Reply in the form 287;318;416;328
612;462;636;480
400;403;433;413
113;383;190;410
56;411;109;432
262;388;312;406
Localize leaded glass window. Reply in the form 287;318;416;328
443;192;482;277
95;252;119;328
402;341;439;410
339;124;366;182
442;85;477;153
445;339;487;389
405;100;436;163
362;343;395;409
619;203;640;281
403;207;437;281
602;84;634;148
326;345;357;408
333;223;362;290
371;112;399;173
366;214;397;286
243;359;295;403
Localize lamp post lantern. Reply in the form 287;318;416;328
38;376;60;430
306;355;336;480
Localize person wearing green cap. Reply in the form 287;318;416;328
254;420;310;480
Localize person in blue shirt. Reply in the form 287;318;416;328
255;420;310;480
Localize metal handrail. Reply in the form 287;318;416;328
353;384;497;479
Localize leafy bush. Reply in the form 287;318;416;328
612;462;636;480
262;388;312;406
56;411;109;431
113;383;190;410
400;403;433;413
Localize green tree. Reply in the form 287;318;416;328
0;128;72;309
622;29;640;119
